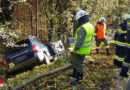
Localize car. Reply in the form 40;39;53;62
2;36;65;73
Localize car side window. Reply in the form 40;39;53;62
5;39;31;55
15;39;30;46
33;37;44;45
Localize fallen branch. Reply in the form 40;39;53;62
12;64;71;90
11;61;89;90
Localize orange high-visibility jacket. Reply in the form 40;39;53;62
96;24;106;39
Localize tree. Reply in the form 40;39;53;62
0;0;13;24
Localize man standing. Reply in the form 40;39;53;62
120;14;130;77
69;10;94;85
95;17;111;55
114;14;129;67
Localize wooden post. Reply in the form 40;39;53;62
30;11;33;36
36;0;38;37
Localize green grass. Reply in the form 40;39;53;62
0;44;127;89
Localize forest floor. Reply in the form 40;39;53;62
1;43;129;90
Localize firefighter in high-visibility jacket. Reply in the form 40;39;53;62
68;10;94;85
95;17;111;55
113;14;129;67
120;14;130;77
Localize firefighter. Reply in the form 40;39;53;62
95;17;111;55
120;14;130;77
69;10;94;85
113;14;129;67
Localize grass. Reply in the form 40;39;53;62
0;44;128;90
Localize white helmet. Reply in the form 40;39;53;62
123;14;130;20
76;10;86;20
99;17;106;22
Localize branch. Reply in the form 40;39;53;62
11;61;89;90
12;64;71;90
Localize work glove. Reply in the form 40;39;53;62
72;49;76;53
71;49;76;55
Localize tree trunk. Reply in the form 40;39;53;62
30;11;33;36
48;0;54;42
35;0;38;37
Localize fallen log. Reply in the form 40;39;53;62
11;61;89;90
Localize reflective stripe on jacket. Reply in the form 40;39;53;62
122;19;130;67
73;22;94;55
114;55;125;62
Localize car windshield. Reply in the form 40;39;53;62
15;39;30;46
5;39;31;55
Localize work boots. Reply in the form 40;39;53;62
68;68;83;85
70;73;83;85
106;48;111;55
68;68;77;78
120;72;129;77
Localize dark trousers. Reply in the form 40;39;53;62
70;54;85;74
96;38;109;48
120;48;130;74
114;45;126;67
96;38;110;55
124;48;130;65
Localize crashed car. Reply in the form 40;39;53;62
2;36;65;72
